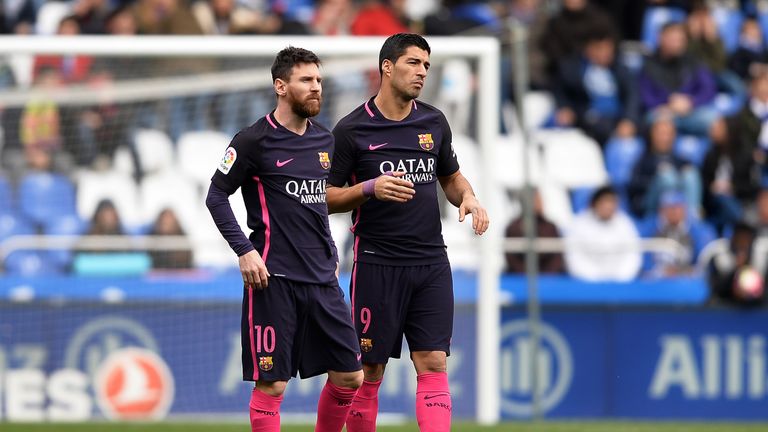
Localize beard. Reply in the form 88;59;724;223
290;94;322;118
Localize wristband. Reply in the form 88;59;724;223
362;179;376;198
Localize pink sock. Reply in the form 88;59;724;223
249;387;283;432
315;380;359;432
415;372;451;432
345;379;382;432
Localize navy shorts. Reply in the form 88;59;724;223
241;277;362;382
349;261;453;364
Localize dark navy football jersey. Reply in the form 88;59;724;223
329;97;459;265
211;111;337;285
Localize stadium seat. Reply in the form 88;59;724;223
34;1;71;35
523;91;555;131
539;182;574;230
604;136;644;187
43;214;84;272
442;215;479;271
132;128;175;175
76;170;142;228
642;7;688;51
177;130;231;186
0;213;47;276
112;145;136;177
436;59;473;136
139;169;200;232
451;134;480;185
18;172;76;226
492;133;542;189
674;135;711;167
711;5;744;53
0;175;13;215
537;129;608;188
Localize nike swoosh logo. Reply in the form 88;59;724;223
276;158;294;167
368;143;388;151
356;353;362;361
424;394;444;400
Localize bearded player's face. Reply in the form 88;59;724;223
284;62;322;118
388;46;430;100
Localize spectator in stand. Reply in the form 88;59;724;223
133;0;205;35
686;1;745;99
638;190;716;277
639;22;718;136
702;117;759;235
504;190;564;274
71;0;113;34
753;188;768;236
708;221;766;306
20;66;63;158
564;185;642;282
149;208;193;269
312;0;354;35
505;0;550;90
732;68;768;179
33;16;92;84
192;0;265;34
539;0;616;84
553;30;638;146
350;0;409;36
628;116;702;218
728;17;768;81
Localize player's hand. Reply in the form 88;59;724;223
374;171;415;202
239;250;270;290
458;195;489;235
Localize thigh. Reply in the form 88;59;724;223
350;262;411;363
298;283;362;378
241;277;298;382
404;263;454;355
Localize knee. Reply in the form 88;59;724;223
255;380;287;397
329;370;364;390
412;351;447;374
362;363;385;381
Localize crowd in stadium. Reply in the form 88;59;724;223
1;0;768;305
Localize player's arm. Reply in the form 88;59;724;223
327;173;415;213
207;135;270;289
439;171;489;235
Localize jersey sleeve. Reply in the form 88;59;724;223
436;114;460;177
329;123;358;187
210;130;260;195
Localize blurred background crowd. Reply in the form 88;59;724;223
1;0;768;306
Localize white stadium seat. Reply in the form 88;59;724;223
133;129;175;175
177;130;231;186
536;129;608;188
76;170;142;228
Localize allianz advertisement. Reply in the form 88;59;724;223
1;303;767;421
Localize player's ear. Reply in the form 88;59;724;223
382;59;392;77
274;78;286;97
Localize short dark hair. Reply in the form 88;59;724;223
660;21;685;34
378;33;431;75
271;46;321;82
589;185;618;208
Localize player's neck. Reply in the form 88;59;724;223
273;105;309;135
373;90;412;121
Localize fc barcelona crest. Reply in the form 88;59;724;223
418;133;434;151
259;356;274;371
318;152;331;169
360;338;373;353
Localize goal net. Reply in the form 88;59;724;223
0;36;501;424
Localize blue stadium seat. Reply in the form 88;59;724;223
18;173;77;226
604;136;644;187
0;213;48;276
43;214;85;272
674;135;711;167
712;5;744;53
642;7;688;51
570;187;596;213
0;175;12;215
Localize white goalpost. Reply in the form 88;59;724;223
0;35;502;424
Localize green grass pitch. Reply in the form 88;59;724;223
4;422;768;432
